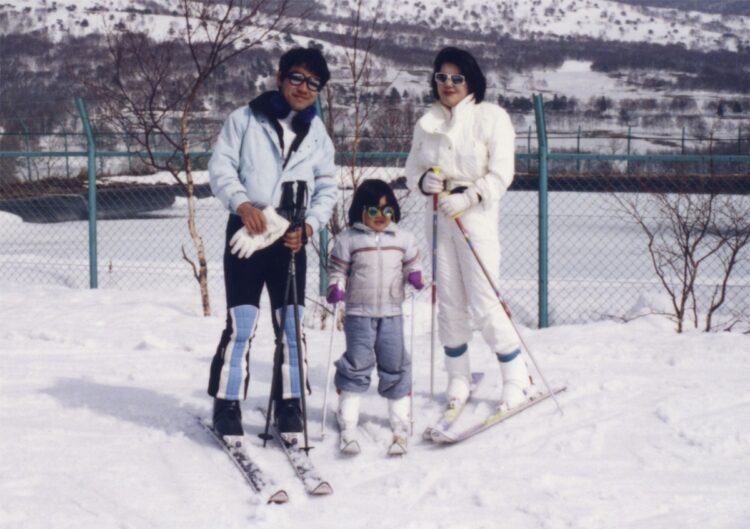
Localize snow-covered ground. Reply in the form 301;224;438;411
1;276;749;529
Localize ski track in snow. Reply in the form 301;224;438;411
1;281;749;529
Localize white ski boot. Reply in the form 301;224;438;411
337;391;361;455
498;350;532;411
445;351;472;409
387;396;410;456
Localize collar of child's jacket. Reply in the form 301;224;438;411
352;221;397;235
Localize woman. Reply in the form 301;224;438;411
405;46;531;413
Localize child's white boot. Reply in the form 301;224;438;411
387;396;410;456
337;391;361;454
498;349;532;410
445;350;471;408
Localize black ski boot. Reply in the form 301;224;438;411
212;398;244;436
274;398;303;443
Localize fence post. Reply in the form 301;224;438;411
681;127;686;154
98;133;105;174
319;227;329;297
315;97;329;295
76;97;98;289
576;125;581;174
125;133;134;173
626;125;632;175
739;126;743;155
527;126;532;173
20;121;33;181
533;94;549;329
64;130;70;178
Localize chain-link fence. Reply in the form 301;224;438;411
2;98;749;330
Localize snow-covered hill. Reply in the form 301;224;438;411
323;0;749;52
2;0;749;52
2;0;748;157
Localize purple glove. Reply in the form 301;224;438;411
327;284;345;304
407;271;424;290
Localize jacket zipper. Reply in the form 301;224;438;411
376;232;383;312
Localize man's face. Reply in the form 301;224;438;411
277;65;321;112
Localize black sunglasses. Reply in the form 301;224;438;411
286;72;323;92
434;72;466;86
366;205;395;219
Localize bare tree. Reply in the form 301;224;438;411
310;0;406;330
616;191;750;332
337;0;381;190
90;0;291;316
704;197;750;331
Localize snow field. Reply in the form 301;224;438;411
1;281;748;529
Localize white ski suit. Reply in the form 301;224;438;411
405;95;520;356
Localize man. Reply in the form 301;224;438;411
207;48;337;442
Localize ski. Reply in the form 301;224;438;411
198;419;289;504
387;434;408;456
269;426;333;495
340;437;362;455
431;386;567;444
257;408;333;495
423;372;485;442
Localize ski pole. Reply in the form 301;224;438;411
260;264;294;447
430;188;439;400
453;216;563;415
290;182;312;452
320;303;339;440
289;256;312;451
409;292;416;436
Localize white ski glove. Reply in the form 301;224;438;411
438;187;481;218
229;206;290;259
420;168;445;194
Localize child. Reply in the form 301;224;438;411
326;179;424;454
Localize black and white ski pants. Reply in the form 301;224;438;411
208;214;307;401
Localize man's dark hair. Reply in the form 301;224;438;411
430;46;486;103
278;47;330;88
348;179;401;226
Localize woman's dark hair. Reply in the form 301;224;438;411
430;46;486;103
279;47;331;88
348;179;401;226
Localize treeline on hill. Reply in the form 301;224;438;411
611;0;750;16
1;28;748;154
310;24;750;93
0;31;275;137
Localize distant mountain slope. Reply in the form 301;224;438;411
611;0;750;16
3;0;749;52
308;0;750;53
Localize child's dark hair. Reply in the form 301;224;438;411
348;179;401;226
430;46;486;103
279;47;331;88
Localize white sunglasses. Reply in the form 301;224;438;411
434;72;466;86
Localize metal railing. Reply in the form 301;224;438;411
1;95;749;328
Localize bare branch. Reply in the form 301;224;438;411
89;0;292;316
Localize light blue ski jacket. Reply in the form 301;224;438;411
208;97;338;233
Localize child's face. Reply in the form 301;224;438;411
362;196;394;232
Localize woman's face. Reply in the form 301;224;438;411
436;62;469;108
362;195;394;232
